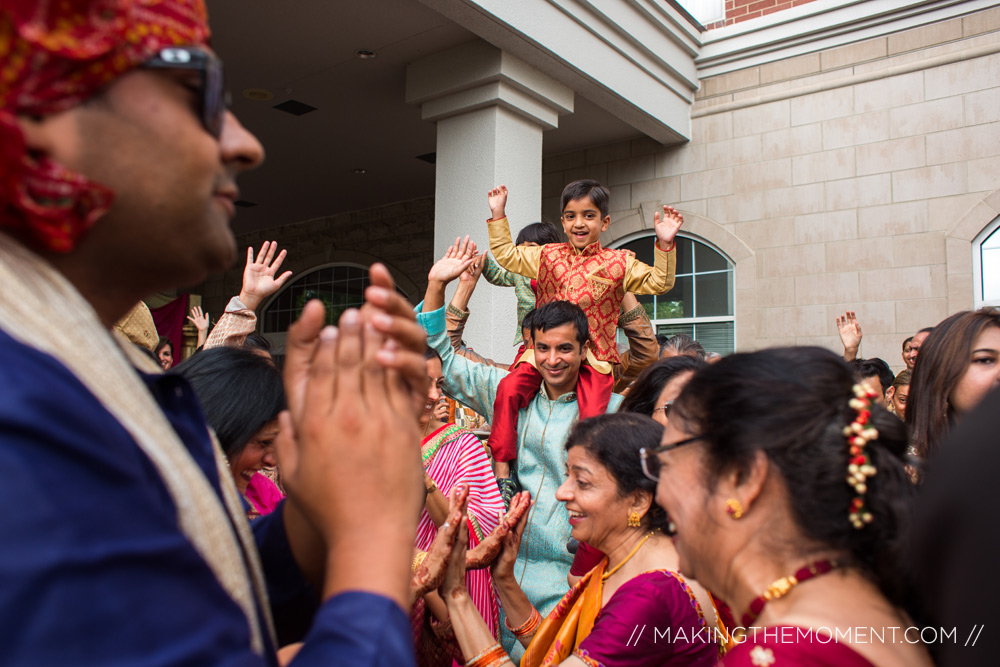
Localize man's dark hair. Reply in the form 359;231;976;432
531;301;588;348
169;347;285;457
850;358;894;398
515;222;561;246
917;327;934;335
560;179;610;219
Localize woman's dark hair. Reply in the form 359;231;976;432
560;179;610;219
618;356;707;416
155;336;173;355
170;347;285;457
515;222;561;246
565;413;669;533
906;308;1000;459
672;346;916;615
424;345;442;363
243;332;272;353
134;343;159;364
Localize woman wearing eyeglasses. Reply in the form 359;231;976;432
436;412;723;667
651;347;931;666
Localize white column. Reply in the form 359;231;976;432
407;40;573;361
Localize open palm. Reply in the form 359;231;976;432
428;236;479;284
653;206;683;248
241;241;293;309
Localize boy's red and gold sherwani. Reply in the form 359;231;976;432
486;217;677;462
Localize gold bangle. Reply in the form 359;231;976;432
412;551;428;573
426;478;438;494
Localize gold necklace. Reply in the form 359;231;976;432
601;532;654;581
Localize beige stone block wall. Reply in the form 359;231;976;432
195;197;435;321
540;7;1000;360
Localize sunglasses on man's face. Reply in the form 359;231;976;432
141;46;227;138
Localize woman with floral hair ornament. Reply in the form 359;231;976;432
652;347;931;666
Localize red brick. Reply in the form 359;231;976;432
763;2;792;15
731;4;749;17
737;10;763;23
748;0;777;14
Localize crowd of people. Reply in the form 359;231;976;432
1;2;998;666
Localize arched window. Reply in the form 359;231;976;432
611;233;735;355
260;263;408;361
974;215;1000;309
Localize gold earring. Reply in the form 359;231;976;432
627;510;641;528
726;498;744;520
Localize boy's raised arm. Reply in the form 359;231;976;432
486;185;542;279
418;237;507;420
624;205;682;295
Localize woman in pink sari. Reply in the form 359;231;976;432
170;347;285;519
415;348;505;664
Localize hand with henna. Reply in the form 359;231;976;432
439;509;471;602
411;485;470;602
490;492;531;583
465;491;531;570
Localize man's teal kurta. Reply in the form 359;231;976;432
416;305;623;659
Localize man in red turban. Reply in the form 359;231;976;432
0;2;429;664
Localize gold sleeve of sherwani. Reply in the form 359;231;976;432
204;311;256;349
623;243;676;295
488;217;542;279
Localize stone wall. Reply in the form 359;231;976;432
541;6;1000;371
196;197;435;320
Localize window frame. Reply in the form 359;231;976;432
259;262;408;360
973;214;1000;309
609;230;736;353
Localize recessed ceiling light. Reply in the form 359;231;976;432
354;49;377;60
242;88;275;101
353;168;367;175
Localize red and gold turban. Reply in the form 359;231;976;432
0;0;210;252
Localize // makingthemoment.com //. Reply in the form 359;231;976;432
624;624;984;647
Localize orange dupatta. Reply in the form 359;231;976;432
520;557;609;667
